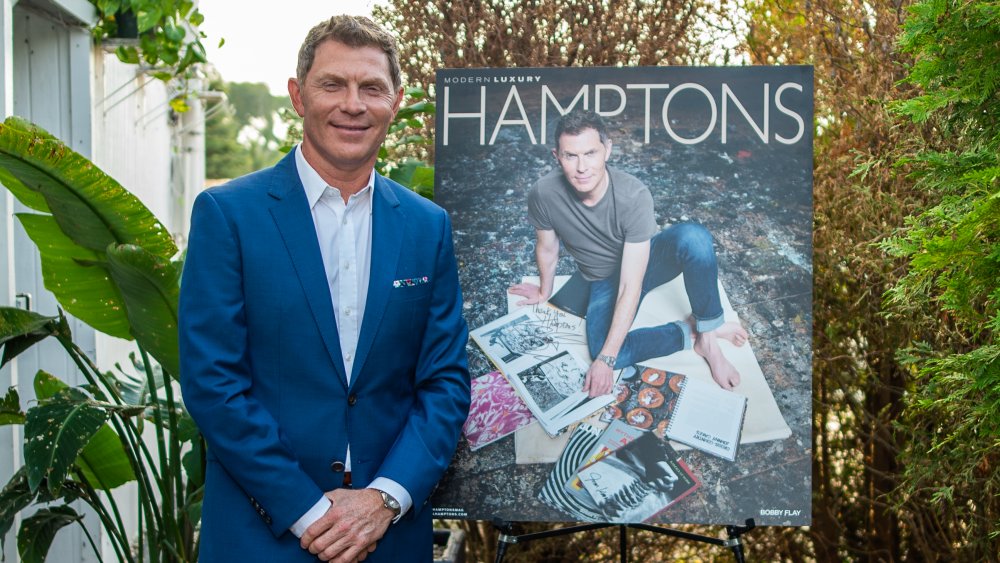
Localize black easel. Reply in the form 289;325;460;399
493;518;755;563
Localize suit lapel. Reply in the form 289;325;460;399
267;153;348;388
351;175;403;387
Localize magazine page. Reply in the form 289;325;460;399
564;419;645;507
575;431;699;523
505;349;614;436
463;371;535;451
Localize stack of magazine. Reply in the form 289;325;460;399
532;364;751;522
539;421;700;522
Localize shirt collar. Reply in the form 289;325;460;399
294;144;375;209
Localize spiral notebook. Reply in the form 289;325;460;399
665;376;748;461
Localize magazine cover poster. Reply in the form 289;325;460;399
430;66;813;526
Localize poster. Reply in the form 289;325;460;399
430;66;812;526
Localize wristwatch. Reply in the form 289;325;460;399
596;354;617;368
376;489;401;518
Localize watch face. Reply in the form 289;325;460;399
381;491;401;514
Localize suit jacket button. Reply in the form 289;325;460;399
347;394;358;406
330;460;345;472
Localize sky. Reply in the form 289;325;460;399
196;1;380;96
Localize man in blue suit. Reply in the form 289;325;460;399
179;15;470;562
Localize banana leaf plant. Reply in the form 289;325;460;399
0;116;202;562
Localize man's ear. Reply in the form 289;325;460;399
551;147;559;160
604;140;613;160
391;87;404;116
288;78;306;118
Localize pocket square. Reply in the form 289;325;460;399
393;276;429;288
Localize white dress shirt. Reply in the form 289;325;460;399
290;146;412;537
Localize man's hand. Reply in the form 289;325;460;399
300;488;392;562
508;282;547;306
583;358;614;397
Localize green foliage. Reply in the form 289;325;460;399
877;0;1000;556
0;388;24;425
0;116;179;369
24;387;109;495
0;118;202;562
0;308;63;368
379;87;435;198
18;506;82;563
105;244;182;378
203;101;251;180
90;0;208;88
204;80;291;179
32;371;136;491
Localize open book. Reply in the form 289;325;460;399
470;308;615;436
508;349;615;436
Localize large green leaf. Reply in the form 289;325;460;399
0;307;60;368
32;370;74;401
388;161;434;200
0;119;53;212
106;244;181;378
75;424;136;491
17;506;80;563
0;468;84;553
0;116;176;259
0;467;35;543
32;372;135;491
0;387;25;425
182;445;203;492
16;213;132;340
24;391;108;495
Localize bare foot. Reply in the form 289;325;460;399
693;330;742;390
714;321;749;347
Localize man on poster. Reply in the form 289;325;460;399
509;109;747;397
180;15;470;563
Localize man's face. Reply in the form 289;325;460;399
288;39;402;175
554;128;612;197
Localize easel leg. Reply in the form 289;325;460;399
619;524;627;563
493;520;515;563
725;519;756;563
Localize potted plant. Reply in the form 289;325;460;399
90;0;209;88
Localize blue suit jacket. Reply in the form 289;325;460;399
179;152;470;562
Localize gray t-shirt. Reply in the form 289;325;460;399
528;166;658;280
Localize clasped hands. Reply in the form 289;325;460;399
300;488;393;562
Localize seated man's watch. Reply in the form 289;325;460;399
376;489;401;519
596;354;617;368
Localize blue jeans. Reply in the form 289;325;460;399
584;223;725;367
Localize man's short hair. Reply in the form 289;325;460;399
554;109;610;150
296;15;401;91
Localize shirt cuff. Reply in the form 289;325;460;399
367;477;413;523
289;496;331;538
